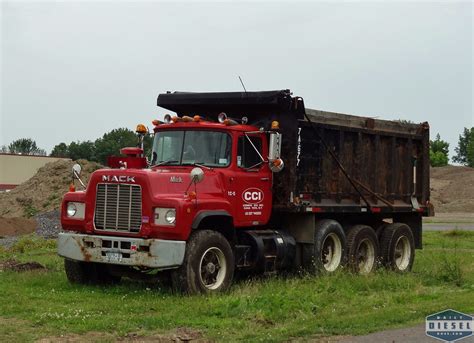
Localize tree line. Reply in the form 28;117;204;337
2;126;473;167
1;128;153;165
430;127;474;167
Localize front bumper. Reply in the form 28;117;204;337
58;233;186;269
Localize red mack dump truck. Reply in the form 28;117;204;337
58;89;433;293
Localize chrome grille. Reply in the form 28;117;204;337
94;183;142;232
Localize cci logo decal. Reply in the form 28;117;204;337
426;309;473;342
242;188;264;204
102;175;136;183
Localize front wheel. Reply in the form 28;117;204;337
172;230;234;294
64;260;121;285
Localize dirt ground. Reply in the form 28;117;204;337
0;217;36;237
0;316;208;343
35;327;206;342
0;259;46;272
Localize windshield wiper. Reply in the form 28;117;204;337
151;160;179;167
181;162;213;170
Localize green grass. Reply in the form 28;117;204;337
0;232;473;342
423;216;474;224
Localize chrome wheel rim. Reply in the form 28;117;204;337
394;236;410;270
357;238;375;274
321;233;343;272
199;247;226;290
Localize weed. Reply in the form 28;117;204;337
9;235;56;254
437;246;464;286
48;194;59;201
42;194;60;208
23;199;39;218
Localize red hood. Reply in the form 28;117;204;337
88;166;225;200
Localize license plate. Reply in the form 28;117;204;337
105;251;122;262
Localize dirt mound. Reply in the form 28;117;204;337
0;159;102;218
0;217;36;237
430;165;474;213
0;259;46;272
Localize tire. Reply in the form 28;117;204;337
172;230;234;294
375;222;389;243
64;260;120;285
64;259;98;284
346;225;379;274
303;219;346;273
380;223;415;272
96;264;122;284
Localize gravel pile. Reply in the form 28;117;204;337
35;210;62;239
0;236;20;249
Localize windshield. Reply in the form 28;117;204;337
151;130;232;167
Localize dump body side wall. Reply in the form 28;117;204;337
273;108;430;213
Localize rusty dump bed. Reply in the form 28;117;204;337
274;107;430;215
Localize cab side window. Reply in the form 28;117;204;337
237;136;263;168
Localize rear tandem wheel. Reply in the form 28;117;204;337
346;225;379;274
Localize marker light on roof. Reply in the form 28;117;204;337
218;112;227;123
152;119;161;126
182;116;193;122
163;114;172;124
193;115;202;122
136;124;147;134
224;118;238;126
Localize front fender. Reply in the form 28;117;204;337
192;210;233;229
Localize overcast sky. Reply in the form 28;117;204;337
1;1;472;158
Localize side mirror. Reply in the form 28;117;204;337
268;132;282;160
268;132;284;173
72;163;82;179
190;167;204;183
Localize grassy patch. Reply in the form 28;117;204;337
423;218;474;224
23;204;39;218
0;232;473;342
442;229;473;238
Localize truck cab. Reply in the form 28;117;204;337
58;89;430;293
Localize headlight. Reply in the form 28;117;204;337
165;209;176;224
154;207;176;226
67;203;77;217
66;202;85;219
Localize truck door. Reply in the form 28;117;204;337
230;133;272;226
